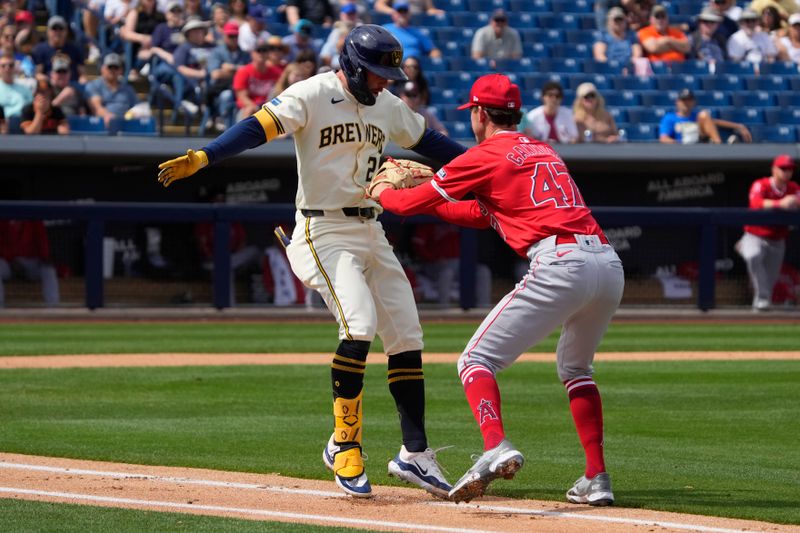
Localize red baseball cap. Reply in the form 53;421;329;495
457;73;521;111
15;10;35;25
222;21;240;36
773;154;796;169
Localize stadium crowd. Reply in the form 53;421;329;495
0;0;798;141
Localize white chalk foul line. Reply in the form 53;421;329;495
0;487;500;533
0;462;342;498
427;502;755;533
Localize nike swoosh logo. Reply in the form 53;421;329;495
415;462;428;475
331;97;344;104
556;250;573;258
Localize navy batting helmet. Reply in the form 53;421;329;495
339;24;407;106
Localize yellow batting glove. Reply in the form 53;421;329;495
157;149;209;188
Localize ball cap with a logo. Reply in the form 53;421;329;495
773;154;796;169
457;73;521;110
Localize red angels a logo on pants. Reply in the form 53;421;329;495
477;399;498;425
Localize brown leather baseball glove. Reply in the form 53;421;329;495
365;157;435;199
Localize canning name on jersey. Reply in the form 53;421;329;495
259;71;426;211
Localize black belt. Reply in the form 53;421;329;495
301;208;376;219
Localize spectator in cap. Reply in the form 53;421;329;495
398;80;447;135
758;6;785;38
687;7;727;62
13;10;34;29
183;0;209;21
1;23;34;79
206;20;248;129
638;4;690;61
149;1;186;65
748;0;799;24
727;9;778;63
776;13;800;63
85;53;140;126
238;3;271;53
20;79;68;135
374;0;444;17
119;0;166;81
735;154;800;312
572;82;620;143
699;0;738;41
471;9;522;63
522;80;578;144
208;2;232;46
659;88;751;144
282;18;323;63
233;35;286;120
285;0;335;27
49;54;87;117
593;6;644;63
172;18;215;111
32;16;86;83
320;5;361;67
382;1;441;59
0;50;32;118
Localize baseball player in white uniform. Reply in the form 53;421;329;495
157;24;466;499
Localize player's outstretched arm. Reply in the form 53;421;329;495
409;128;468;166
156;115;269;187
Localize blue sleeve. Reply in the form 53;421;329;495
173;44;189;67
410;128;468;166
201;116;266;165
659;114;674;137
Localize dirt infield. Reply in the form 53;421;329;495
2;352;799;532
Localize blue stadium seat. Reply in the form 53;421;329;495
624;123;660;142
714;61;757;75
269;23;289;37
649;61;671;75
776;91;800;107
541;58;584;73
549;43;592;58
656;74;701;91
522;73;564;91
758;61;800;75
551;0;592;13
466;0;506;11
790;76;800;91
442;40;471;57
444;121;474;139
440;0;468;8
449;11;489;28
493;57;541;71
613;75;657;91
745;75;789;91
731;91;775;107
516;13;538;28
750;125;797;143
693;91;731;107
566;74;612;90
446;57;491;73
699;75;744;91
510;0;550;12
604;90;641;107
609;108;628;123
536;14;581;29
430;71;477;87
6;114;21;134
116;117;158;137
429;88;468;105
519;28;564;44
522;42;549;57
626;107;669;124
419;56;448;72
371;13;393;25
640;90;679;106
669;60;711;75
585;60;628;75
763;107;800;126
434;27;471;43
566;29;600;44
443;106;465;122
68;116;109;136
411;13;451;26
717;108;764;125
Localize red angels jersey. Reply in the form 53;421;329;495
744;177;800;240
381;131;604;257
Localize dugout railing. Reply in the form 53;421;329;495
0;201;798;311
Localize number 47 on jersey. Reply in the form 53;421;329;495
530;161;586;209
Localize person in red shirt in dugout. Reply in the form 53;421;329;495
735;154;800;311
368;73;625;505
0;219;60;306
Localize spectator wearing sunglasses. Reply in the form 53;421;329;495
49;55;87;117
572;82;620;143
638;4;690;62
32;16;86;83
471;9;522;62
0;51;32;118
727;9;777;63
84;53;139;126
688;7;727;62
593;6;643;63
521;80;578;144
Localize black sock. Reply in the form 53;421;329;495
388;350;427;452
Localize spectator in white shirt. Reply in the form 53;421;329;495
238;3;271;53
521;80;578;144
727;9;778;63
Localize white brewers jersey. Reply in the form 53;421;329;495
261;71;426;210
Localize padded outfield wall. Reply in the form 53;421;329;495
0;137;798;308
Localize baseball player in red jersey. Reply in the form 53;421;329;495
735;154;799;311
369;74;624;505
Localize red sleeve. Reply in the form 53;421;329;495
232;65;248;92
380;180;446;216
32;221;50;260
749;179;766;209
431;200;490;229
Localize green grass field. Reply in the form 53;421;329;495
1;322;799;530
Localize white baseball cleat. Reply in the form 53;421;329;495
387;446;452;499
566;472;615;506
448;439;524;503
323;434;372;498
